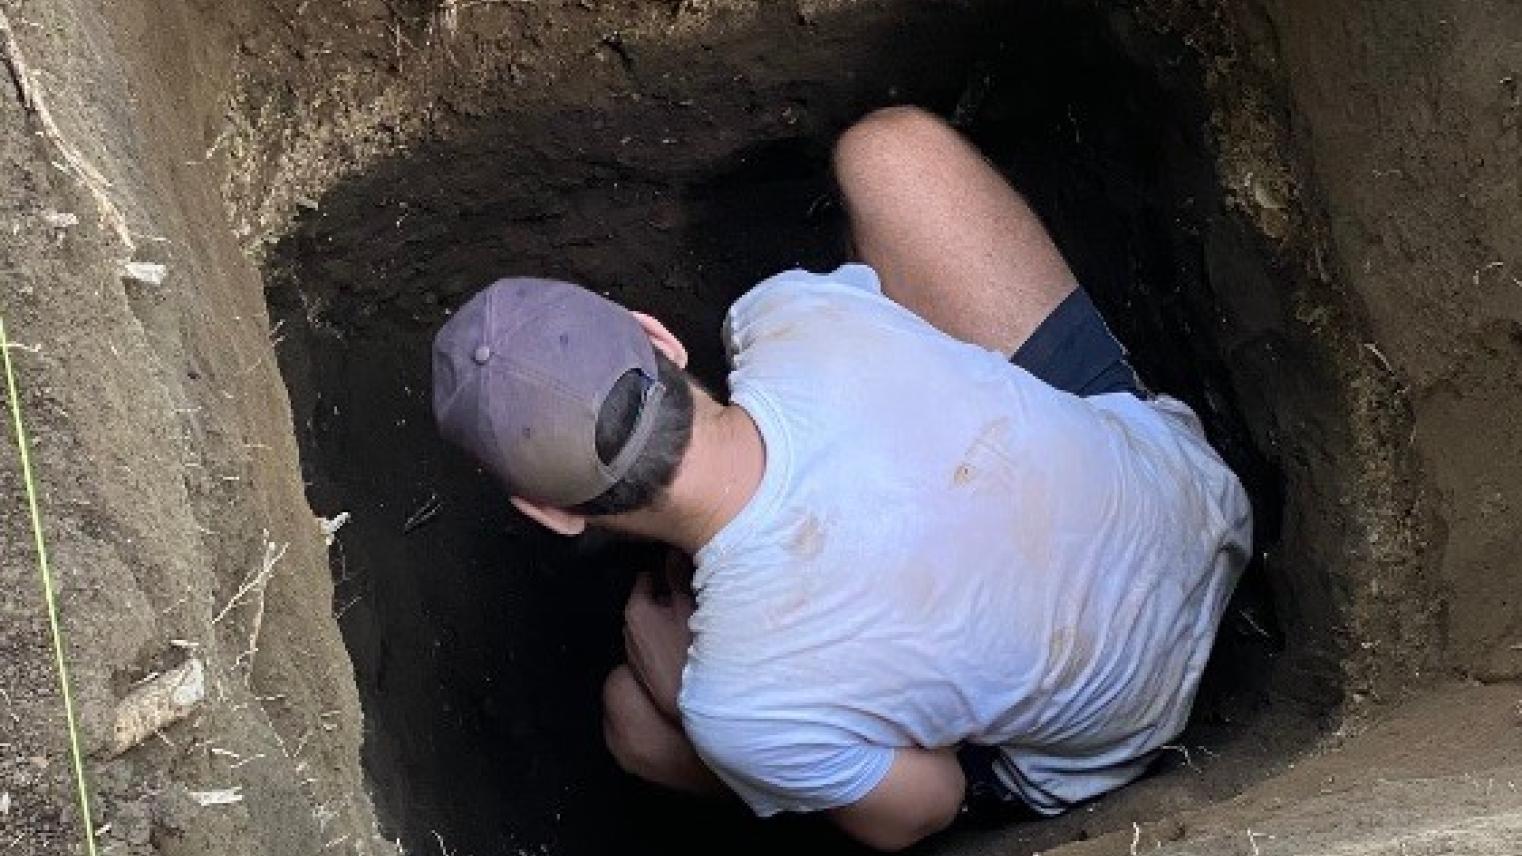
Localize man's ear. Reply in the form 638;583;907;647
509;496;587;537
630;311;689;369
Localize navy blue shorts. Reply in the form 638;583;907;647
1010;287;1145;399
956;744;1039;824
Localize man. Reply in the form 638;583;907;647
432;106;1252;851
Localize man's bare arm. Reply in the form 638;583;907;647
622;570;695;721
830;747;966;852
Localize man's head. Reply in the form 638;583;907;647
432;278;696;535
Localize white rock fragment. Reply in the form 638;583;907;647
1251;177;1287;211
294;195;320;211
188;787;243;807
122;261;168;286
1;790;10;816
319;511;351;546
41;210;79;229
107;657;205;757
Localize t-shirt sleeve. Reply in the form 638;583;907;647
722;264;883;365
828;263;884;294
683;708;895;817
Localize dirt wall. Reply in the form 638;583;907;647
1266;0;1522;683
0;0;385;853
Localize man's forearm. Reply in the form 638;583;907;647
622;569;695;724
629;655;683;723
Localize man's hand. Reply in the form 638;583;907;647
623;570;695;723
830;747;966;851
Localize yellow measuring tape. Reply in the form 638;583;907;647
1;315;99;856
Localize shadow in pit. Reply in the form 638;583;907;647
261;2;1300;855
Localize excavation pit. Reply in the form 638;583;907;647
9;0;1522;853
261;4;1310;855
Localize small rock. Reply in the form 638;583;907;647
188;787;243;807
42;211;80;229
1;790;10;816
1250;175;1288;211
318;511;351;546
108;658;205;757
123;261;168;286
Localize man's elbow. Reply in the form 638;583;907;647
830;747;967;851
848;798;961;852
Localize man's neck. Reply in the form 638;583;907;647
609;387;766;555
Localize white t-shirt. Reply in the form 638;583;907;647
678;264;1252;817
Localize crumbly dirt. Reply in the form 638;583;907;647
1033;682;1522;856
0;0;1519;855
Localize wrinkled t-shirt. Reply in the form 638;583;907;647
678;264;1252;817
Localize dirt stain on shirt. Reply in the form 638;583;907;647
758;321;801;344
787;513;827;560
952;418;1016;489
768;587;812;629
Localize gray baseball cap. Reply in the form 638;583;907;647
432;277;667;507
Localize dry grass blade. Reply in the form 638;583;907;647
212;536;288;625
213;535;290;680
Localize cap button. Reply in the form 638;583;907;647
472;345;492;364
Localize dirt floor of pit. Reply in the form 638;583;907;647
1;1;1521;855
